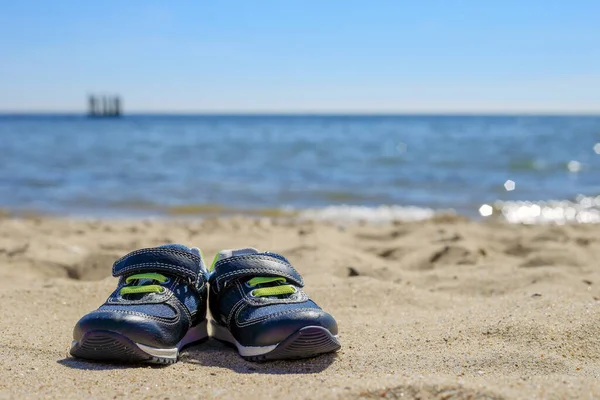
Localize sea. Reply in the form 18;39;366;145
1;114;599;224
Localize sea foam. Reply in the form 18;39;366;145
297;205;439;223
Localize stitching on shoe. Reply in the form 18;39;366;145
214;255;303;282
233;285;314;326
169;297;192;328
90;308;181;324
112;248;201;278
222;278;308;307
214;254;300;272
234;307;319;328
106;285;175;305
113;262;198;279
242;288;309;307
167;278;193;328
215;254;295;271
225;283;248;330
215;268;303;288
113;248;201;265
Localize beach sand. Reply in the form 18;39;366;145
1;214;600;399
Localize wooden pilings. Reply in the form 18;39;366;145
88;95;122;117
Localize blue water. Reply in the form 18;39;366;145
1;115;599;220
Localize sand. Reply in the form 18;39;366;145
1;214;600;399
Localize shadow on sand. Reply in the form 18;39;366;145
181;338;338;374
57;338;337;374
57;357;171;371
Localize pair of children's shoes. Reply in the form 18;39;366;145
70;244;340;364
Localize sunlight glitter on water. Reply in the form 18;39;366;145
503;180;516;191
490;196;600;224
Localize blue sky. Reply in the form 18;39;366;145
1;0;599;113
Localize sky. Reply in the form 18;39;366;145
1;0;599;114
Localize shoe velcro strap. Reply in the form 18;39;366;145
112;248;202;282
211;254;304;289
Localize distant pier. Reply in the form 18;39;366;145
88;95;122;117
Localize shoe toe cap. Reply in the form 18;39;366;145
73;310;178;348
236;308;338;347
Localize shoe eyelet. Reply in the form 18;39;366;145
162;277;171;285
159;287;166;293
249;289;257;298
244;281;255;288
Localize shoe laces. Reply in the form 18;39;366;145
246;277;296;297
120;273;168;295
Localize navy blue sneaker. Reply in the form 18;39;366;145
70;244;209;364
208;248;341;361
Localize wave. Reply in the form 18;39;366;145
5;197;599;225
163;203;441;223
104;198;600;224
296;205;441;223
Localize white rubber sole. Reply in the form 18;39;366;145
209;320;278;357
136;320;209;361
209;319;341;361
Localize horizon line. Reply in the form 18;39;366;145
1;110;600;117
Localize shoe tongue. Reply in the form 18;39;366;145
157;244;201;257
216;247;259;261
211;248;259;271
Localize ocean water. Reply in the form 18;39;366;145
1;114;599;223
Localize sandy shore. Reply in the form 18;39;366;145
1;215;600;399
